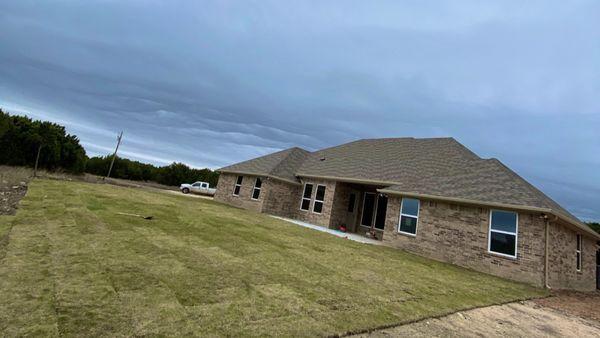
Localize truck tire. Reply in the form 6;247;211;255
182;188;190;194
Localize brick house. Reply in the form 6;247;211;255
214;137;600;291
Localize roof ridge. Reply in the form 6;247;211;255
358;137;415;141
358;136;458;140
218;147;293;171
269;147;309;175
310;139;364;154
448;138;481;159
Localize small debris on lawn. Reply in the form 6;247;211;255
116;212;153;220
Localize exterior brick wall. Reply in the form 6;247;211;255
547;221;597;291
214;174;338;227
382;196;546;287
215;173;599;290
261;178;302;218
294;179;337;228
328;182;352;230
214;173;264;213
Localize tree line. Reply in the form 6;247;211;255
86;156;219;187
0;108;86;173
0;108;219;186
586;222;600;234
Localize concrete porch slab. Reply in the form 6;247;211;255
270;215;382;245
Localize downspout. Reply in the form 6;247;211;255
544;217;550;289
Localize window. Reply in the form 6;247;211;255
252;177;262;200
192;183;201;187
300;184;313;211
576;234;582;271
233;176;243;196
313;185;326;213
201;183;208;188
347;193;356;213
398;198;419;235
488;210;518;258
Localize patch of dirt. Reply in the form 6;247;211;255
0;181;28;216
533;290;600;323
353;300;600;337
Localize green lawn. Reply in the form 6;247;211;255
0;179;546;336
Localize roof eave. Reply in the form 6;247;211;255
378;188;600;241
218;169;302;186
550;209;600;241
296;173;397;186
378;188;552;213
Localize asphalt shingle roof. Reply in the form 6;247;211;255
218;137;592;236
381;159;577;218
296;138;480;184
218;147;309;183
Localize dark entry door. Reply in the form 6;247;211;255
344;190;360;232
374;194;388;231
361;192;376;228
360;192;388;231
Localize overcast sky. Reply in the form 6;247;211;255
0;1;599;220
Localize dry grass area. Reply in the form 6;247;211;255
0;165;177;215
0;165;32;184
0;179;546;337
79;173;178;191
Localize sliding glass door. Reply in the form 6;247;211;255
361;193;376;227
360;192;388;230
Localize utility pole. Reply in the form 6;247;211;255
33;144;43;178
105;131;123;180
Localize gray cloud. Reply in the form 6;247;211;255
0;1;599;220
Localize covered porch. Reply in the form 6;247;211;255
270;216;382;245
329;182;391;240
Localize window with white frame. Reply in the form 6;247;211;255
300;183;313;211
576;234;582;271
488;210;518;258
252;177;262;200
233;175;243;196
398;198;419;235
313;185;326;213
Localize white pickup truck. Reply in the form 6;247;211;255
179;181;216;196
